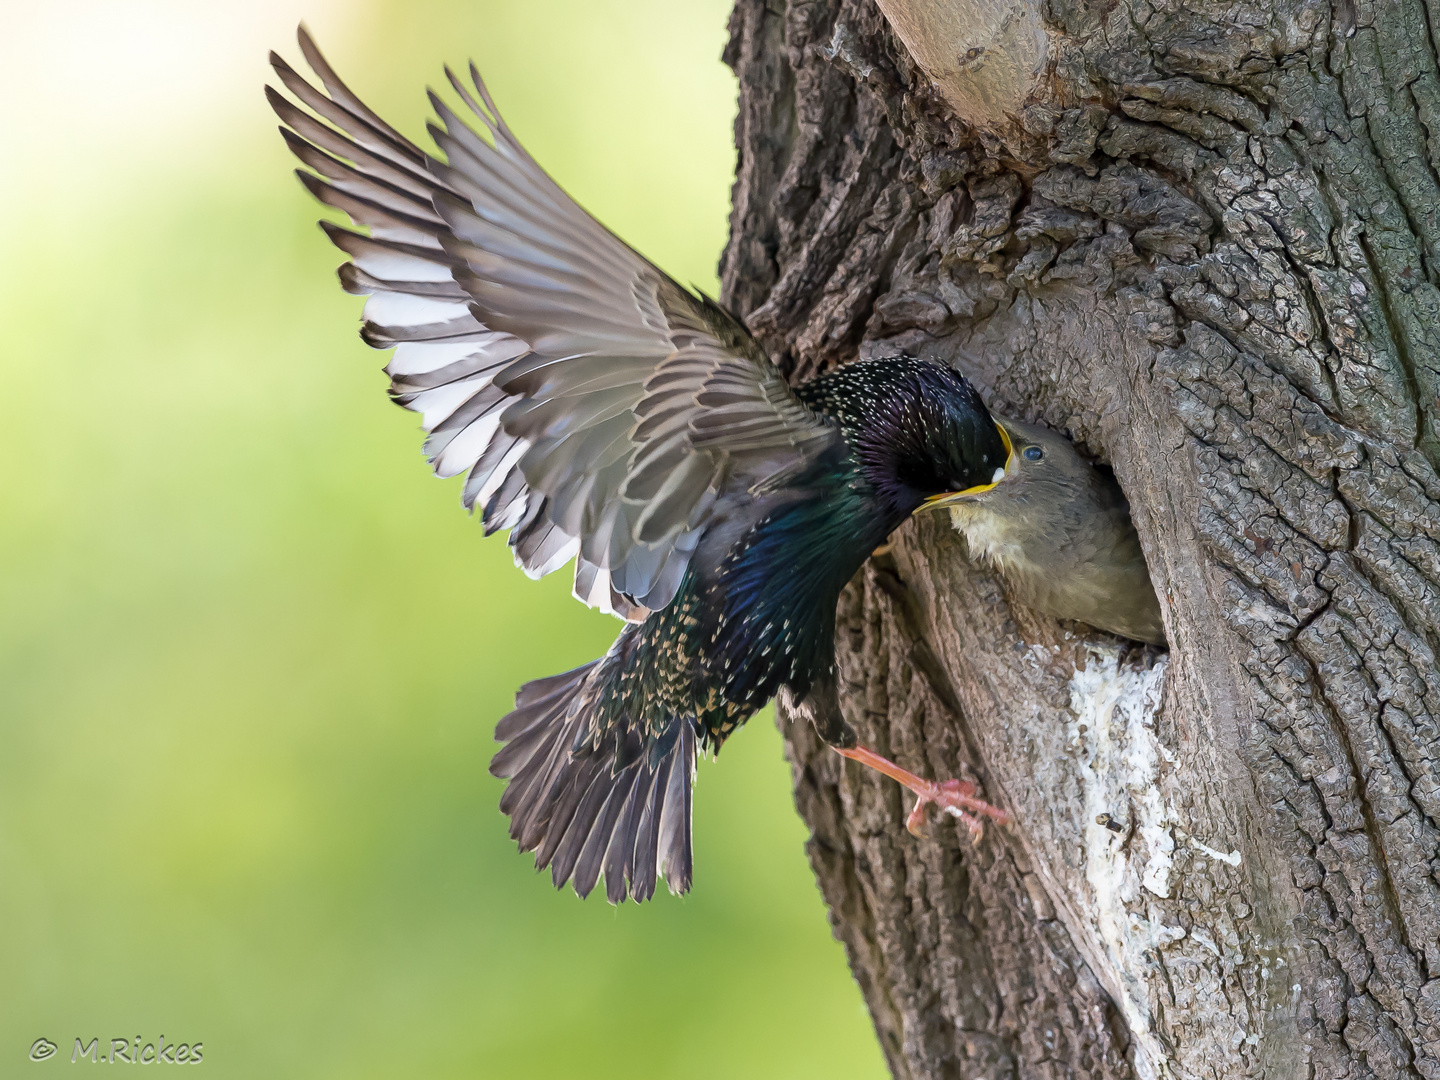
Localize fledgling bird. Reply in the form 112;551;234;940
268;29;1014;904
946;418;1167;646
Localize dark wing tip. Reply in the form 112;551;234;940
293;168;328;199
296;22;322;67
276;125;312;157
268;49;300;83
336;262;367;295
316;218;358;244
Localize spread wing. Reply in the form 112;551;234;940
268;28;835;617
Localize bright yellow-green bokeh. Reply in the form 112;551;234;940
0;2;885;1076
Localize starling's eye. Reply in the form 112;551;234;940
1023;446;1044;461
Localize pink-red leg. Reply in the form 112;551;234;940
834;745;1010;840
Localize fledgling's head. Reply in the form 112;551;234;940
943;417;1115;541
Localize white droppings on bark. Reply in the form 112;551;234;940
1068;649;1173;896
1190;838;1242;866
1191;928;1222;958
1065;647;1177;1080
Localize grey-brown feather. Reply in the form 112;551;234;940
946;418;1166;646
489;661;696;902
268;28;836;620
267;29;846;900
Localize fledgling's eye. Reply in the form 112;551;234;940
1023;446;1044;461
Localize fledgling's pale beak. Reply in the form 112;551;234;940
917;422;1013;512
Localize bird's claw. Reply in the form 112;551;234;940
904;777;1010;841
834;744;1010;843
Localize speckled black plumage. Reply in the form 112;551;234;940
491;358;1007;902
269;32;1009;904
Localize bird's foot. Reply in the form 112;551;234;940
834;745;1010;841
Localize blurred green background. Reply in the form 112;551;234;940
0;2;885;1076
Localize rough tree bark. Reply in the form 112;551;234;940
718;1;1440;1078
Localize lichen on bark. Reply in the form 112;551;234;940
720;1;1440;1077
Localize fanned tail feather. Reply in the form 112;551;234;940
490;663;696;903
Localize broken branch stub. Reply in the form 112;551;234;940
870;0;1050;131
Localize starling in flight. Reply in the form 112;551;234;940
269;29;1013;903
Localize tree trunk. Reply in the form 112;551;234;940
719;2;1440;1078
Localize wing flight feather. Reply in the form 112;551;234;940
269;27;836;616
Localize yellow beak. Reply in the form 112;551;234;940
918;422;1013;511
